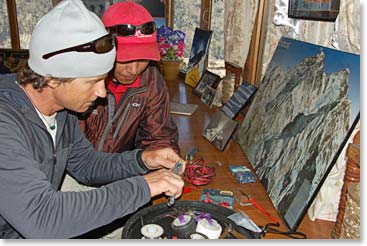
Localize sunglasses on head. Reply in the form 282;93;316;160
107;21;156;37
42;33;115;60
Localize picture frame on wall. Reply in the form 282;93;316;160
288;0;340;22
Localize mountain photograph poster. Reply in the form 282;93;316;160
238;37;360;231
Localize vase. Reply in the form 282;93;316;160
159;60;183;82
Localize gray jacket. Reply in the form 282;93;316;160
0;74;150;238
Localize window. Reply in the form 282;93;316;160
173;0;201;60
174;0;225;77
0;0;53;49
0;0;11;48
208;0;224;77
16;0;53;49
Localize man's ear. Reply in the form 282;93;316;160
47;78;62;89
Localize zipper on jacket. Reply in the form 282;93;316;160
34;120;57;185
43;126;57;185
112;87;148;138
97;94;115;151
97;87;148;151
113;103;131;139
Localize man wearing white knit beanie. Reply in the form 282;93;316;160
0;0;185;239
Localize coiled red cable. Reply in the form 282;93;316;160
184;158;216;186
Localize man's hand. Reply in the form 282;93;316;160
143;169;184;198
141;148;186;174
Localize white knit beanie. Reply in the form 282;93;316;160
28;0;116;78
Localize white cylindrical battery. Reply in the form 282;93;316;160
141;224;164;239
171;214;196;238
196;218;222;239
187;232;208;239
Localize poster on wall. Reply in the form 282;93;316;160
238;36;360;231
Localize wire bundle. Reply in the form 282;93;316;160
184;158;216;186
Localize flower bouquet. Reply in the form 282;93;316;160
156;25;186;81
157;25;185;61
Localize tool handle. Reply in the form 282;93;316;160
249;197;278;223
171;161;183;174
167;196;175;207
167;161;183;207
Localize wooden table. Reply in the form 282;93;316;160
152;80;335;239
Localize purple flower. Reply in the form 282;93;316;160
157;25;185;61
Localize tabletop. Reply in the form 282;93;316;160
151;79;335;239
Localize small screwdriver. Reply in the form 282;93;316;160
167;160;183;207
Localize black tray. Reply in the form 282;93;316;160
121;200;261;239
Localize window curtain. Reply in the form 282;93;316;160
224;0;259;67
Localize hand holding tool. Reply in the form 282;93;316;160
167;161;183;207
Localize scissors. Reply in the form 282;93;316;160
238;190;278;224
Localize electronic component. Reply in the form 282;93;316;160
199;188;234;209
171;214;196;238
229;165;257;184
196;218;222;239
141;224;164;239
185;147;199;160
185;232;208;239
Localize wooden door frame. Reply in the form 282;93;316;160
200;0;212;30
5;0;20;49
242;0;269;86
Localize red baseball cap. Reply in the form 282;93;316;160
102;2;160;62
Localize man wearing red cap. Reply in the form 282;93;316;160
61;1;180;238
80;1;179;154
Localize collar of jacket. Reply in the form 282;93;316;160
107;75;141;96
0;75;68;139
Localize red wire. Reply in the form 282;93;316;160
184;158;216;186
